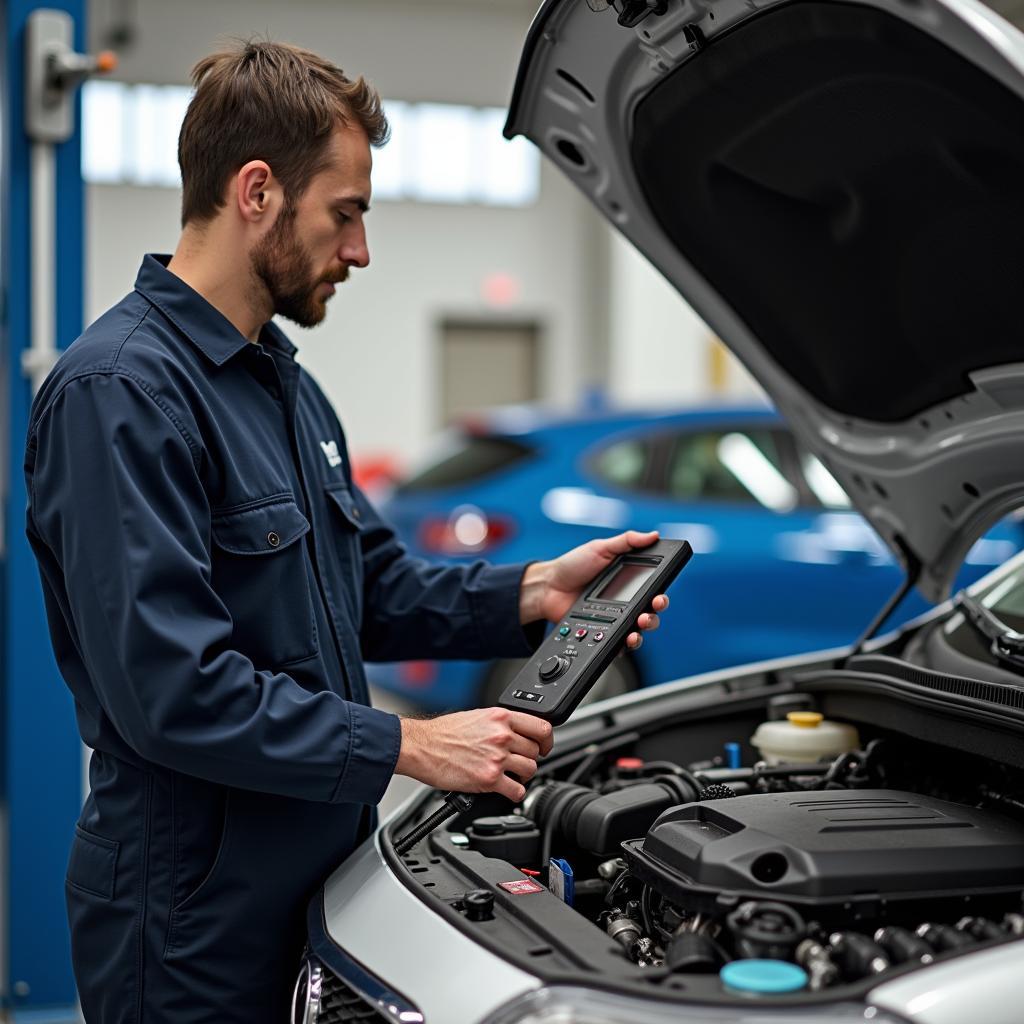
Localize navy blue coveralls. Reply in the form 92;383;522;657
24;255;541;1023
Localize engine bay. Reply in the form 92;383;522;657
392;681;1024;1001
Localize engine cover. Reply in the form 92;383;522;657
622;790;1024;921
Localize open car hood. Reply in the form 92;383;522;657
505;0;1024;602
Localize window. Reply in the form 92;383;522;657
666;429;799;510
797;448;852;509
591;439;651;491
398;434;535;493
943;560;1024;671
81;83;540;206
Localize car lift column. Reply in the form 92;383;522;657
3;2;88;1018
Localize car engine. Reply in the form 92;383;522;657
445;728;1024;991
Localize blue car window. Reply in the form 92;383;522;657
666;429;796;507
796;448;853;509
398;434;535;492
592;438;650;490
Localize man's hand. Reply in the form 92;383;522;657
395;708;554;803
518;529;670;650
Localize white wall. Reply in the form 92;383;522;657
606;233;763;407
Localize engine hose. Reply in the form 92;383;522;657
537;785;591;885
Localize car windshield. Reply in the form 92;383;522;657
397;433;535;492
944;557;1024;671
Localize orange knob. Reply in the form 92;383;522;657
95;51;118;74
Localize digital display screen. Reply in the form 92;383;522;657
591;562;656;604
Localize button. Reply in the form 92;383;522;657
593;631;605;642
558;625;571;637
512;689;545;704
574;628;588;640
267;532;281;547
351;505;361;519
538;656;569;682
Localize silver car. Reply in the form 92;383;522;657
296;0;1024;1019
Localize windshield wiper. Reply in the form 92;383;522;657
954;591;1024;671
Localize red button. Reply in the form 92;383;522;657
593;631;605;642
574;627;588;639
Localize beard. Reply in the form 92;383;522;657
250;204;348;328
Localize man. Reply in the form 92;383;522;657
25;41;669;1022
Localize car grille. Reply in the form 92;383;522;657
318;969;392;1024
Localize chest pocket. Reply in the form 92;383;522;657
210;494;319;668
323;482;364;624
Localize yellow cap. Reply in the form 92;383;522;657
787;711;823;728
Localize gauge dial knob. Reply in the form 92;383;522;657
538;656;569;682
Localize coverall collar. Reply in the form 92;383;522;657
133;253;298;365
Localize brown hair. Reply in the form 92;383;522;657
178;39;389;226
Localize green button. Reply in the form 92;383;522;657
558;625;571;637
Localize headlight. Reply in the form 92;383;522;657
483;986;906;1024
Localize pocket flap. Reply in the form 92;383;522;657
324;483;363;530
67;826;119;899
212;496;310;555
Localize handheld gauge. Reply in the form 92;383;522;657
393;538;692;855
498;539;693;725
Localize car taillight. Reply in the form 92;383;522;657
417;506;516;555
399;661;439;688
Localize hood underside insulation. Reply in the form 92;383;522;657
633;1;1024;423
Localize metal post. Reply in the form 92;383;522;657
3;2;88;1018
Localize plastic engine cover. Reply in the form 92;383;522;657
622;791;1024;914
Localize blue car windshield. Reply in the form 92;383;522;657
398;434;535;493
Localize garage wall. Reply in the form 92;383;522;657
606;232;762;407
85;0;758;467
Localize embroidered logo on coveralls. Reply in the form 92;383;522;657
319;440;342;468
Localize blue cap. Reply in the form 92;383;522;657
720;960;808;994
724;741;742;769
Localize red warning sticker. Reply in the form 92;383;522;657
498;878;545;895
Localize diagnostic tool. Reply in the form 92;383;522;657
393;538;692;855
498;539;693;725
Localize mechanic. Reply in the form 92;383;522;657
24;40;669;1024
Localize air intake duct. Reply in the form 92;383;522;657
522;776;700;855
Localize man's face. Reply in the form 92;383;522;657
251;122;372;328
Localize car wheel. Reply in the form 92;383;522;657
478;653;641;709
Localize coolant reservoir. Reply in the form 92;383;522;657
750;712;860;765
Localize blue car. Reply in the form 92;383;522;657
368;403;1022;710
